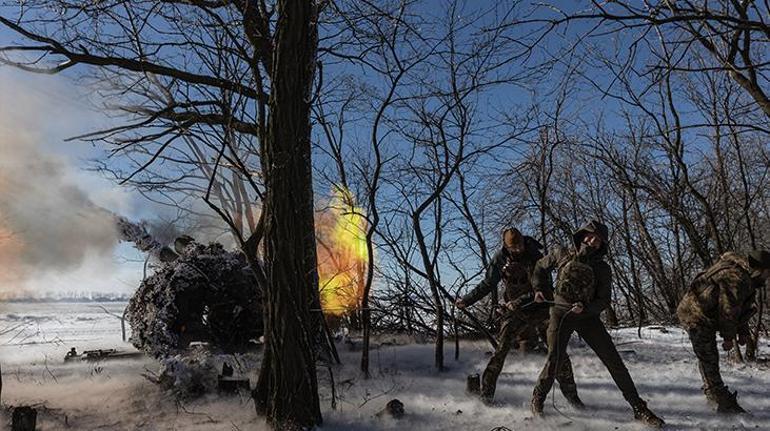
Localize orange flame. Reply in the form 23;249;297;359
316;188;369;317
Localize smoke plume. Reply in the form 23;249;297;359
0;74;128;295
0;147;118;269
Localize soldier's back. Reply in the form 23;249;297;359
677;252;750;329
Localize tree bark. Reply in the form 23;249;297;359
252;0;323;429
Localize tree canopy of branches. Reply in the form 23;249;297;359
500;1;770;118
2;3;770;424
1;0;325;427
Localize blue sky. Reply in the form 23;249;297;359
0;1;741;297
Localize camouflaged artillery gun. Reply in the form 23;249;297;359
115;217;264;359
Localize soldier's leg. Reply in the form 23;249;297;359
516;325;535;353
576;317;641;404
577;318;664;426
687;326;743;412
480;315;522;402
534;319;549;352
535;306;581;402
532;309;575;405
555;353;582;406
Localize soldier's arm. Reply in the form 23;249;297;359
715;276;743;340
531;247;563;293
460;251;503;307
737;287;758;338
584;261;612;316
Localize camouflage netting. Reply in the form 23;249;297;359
126;241;263;358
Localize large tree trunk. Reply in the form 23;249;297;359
252;0;323;429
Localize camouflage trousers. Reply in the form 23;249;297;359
481;311;578;401
533;307;643;406
687;327;729;402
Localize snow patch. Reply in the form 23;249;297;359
3;303;770;430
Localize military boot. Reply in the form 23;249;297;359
631;400;665;429
716;390;747;414
530;390;546;417
703;385;720;407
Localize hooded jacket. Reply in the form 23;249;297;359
461;231;544;307
677;252;758;340
532;220;612;316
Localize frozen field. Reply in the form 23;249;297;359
1;302;770;430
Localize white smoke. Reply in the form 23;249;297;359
0;71;142;296
0;145;119;270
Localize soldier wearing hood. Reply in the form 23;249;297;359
677;249;770;413
530;220;664;428
455;228;581;406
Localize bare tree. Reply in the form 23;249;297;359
250;1;323;428
316;0;424;378
0;0;328;427
496;1;770;118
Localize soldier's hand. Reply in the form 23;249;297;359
722;338;734;351
455;298;466;309
534;291;545;303
505;300;518;311
571;302;584;314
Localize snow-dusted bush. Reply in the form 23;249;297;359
158;350;219;398
155;347;260;398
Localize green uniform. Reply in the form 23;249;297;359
461;235;578;402
531;221;649;411
677;252;758;409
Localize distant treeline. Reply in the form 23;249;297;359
1;293;130;303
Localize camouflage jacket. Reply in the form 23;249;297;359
531;220;613;317
677;252;758;340
461;236;544;308
532;246;612;316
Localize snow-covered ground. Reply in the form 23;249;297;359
1;302;770;430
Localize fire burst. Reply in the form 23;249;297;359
316;188;369;317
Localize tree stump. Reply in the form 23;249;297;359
375;399;405;419
12;406;37;431
466;374;480;395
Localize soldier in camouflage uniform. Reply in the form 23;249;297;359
530;220;664;428
456;228;582;406
677;249;770;414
